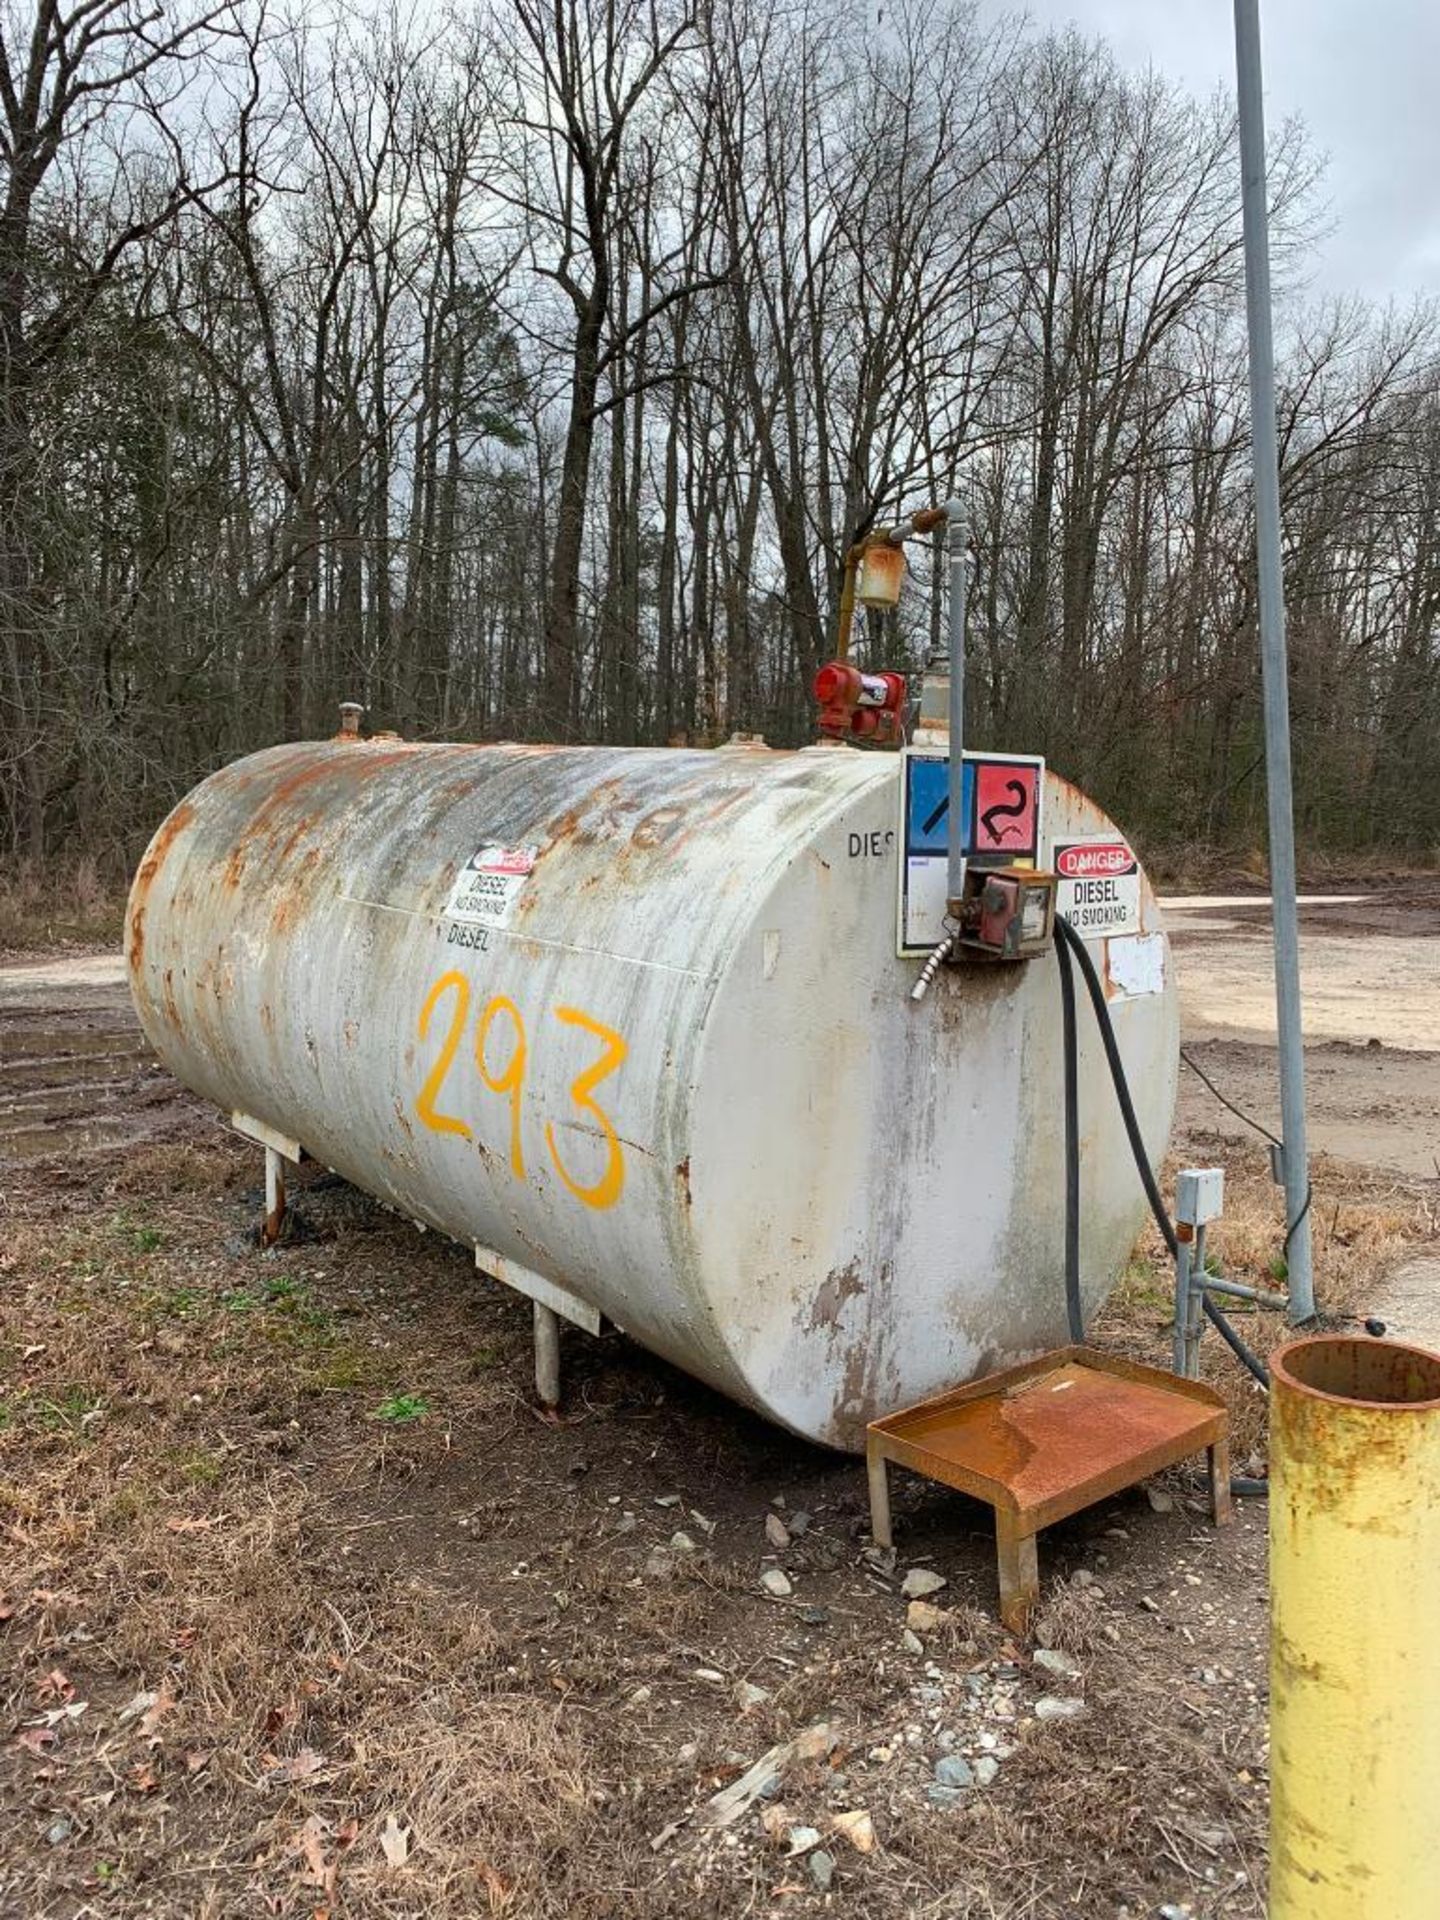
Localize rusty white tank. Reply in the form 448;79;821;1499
126;737;1178;1449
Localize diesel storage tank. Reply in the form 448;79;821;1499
126;732;1177;1450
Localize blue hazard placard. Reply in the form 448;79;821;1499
906;758;974;857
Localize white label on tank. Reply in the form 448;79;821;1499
444;845;537;928
1107;931;1165;998
1054;837;1141;938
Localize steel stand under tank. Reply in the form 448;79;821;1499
126;737;1178;1450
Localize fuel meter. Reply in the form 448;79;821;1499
954;867;1058;962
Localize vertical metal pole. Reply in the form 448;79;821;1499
1232;0;1315;1321
534;1300;561;1408
866;1444;893;1550
1185;1224;1210;1379
263;1145;286;1245
945;501;967;910
1173;1236;1194;1377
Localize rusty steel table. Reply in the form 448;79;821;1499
866;1346;1232;1633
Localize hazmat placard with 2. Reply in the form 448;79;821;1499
897;748;1045;954
444;846;537;928
1053;837;1140;938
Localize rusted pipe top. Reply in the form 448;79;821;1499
336;701;364;740
1271;1335;1440;1411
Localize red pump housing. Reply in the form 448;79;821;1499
813;662;908;746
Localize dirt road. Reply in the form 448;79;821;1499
1165;886;1440;1183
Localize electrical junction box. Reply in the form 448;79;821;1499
956;867;1058;962
1175;1167;1225;1229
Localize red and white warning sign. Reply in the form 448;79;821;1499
973;760;1040;857
1054;837;1140;938
444;845;537;928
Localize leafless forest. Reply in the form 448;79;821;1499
2;0;1438;873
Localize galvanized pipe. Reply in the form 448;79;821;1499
1182;1223;1209;1378
945;501;967;911
1171;1234;1195;1377
1270;1336;1440;1917
1202;1274;1289;1311
1232;0;1315;1322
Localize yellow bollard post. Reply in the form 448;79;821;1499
1269;1335;1440;1918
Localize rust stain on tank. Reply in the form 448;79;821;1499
828;1268;898;1445
134;801;196;895
271;891;299;936
128;800;197;975
810;1259;865;1330
676;1157;692;1208
631;805;685;849
276;817;319;863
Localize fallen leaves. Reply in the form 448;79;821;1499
36;1668;75;1705
379;1813;411;1868
166;1513;227;1534
288;1814;361;1908
31;1668;89;1731
139;1683;177;1740
263;1745;328;1786
294;1814;331;1889
15;1725;57;1758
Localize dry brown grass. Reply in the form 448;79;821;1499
1141;841;1438;893
10;1088;1425;1917
0;859;126;957
1100;1144;1433;1458
0;1160;678;1917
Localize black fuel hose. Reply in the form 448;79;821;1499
1055;925;1085;1343
1052;916;1272;1496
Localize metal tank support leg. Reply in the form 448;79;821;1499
1208;1437;1234;1526
263;1146;287;1247
996;1512;1039;1635
866;1445;893;1549
534;1301;561;1409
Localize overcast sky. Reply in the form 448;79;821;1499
997;0;1440;302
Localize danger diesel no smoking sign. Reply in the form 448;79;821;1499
1053;838;1141;937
